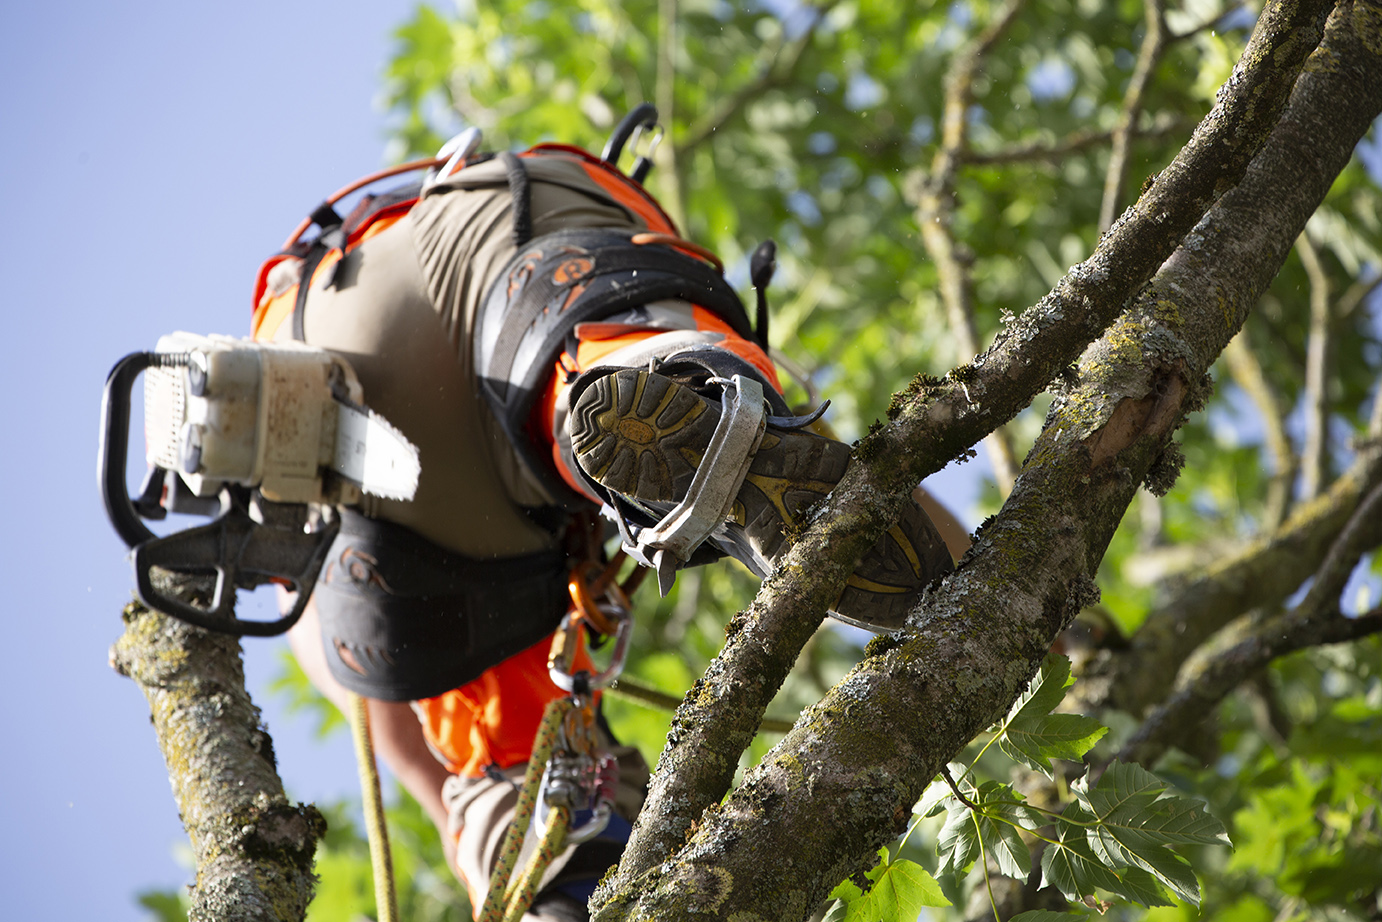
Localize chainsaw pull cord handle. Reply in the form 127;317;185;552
99;351;183;549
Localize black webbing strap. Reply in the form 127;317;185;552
483;230;751;397
498;151;533;247
291;202;350;342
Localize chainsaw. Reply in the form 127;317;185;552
99;333;419;635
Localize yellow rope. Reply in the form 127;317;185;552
502;806;571;922
349;692;398;922
478;697;573;922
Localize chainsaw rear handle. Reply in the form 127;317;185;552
99;350;336;636
99;351;180;549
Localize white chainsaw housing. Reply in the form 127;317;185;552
144;333;414;505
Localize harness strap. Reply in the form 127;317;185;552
498;151;533;247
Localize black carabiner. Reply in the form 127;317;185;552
602;103;659;167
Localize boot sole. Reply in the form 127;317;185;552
571;369;952;630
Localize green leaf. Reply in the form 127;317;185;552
828;877;865;904
830;850;949;922
1107;866;1174;908
978;808;1033;879
998;654;1107;776
136;889;188;922
971;781;1042;879
1075;762;1229;906
1040;806;1126;902
1009;912;1090;922
849;859;951;921
937;798;982;875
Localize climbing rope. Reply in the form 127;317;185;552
349;692;399;922
502;805;572;922
477;696;573;922
480;557;638;922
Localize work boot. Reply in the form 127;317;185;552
568;367;953;631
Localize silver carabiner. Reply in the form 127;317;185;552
549;607;633;693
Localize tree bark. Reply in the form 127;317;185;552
591;1;1380;919
111;578;323;922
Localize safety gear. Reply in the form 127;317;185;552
474;227;757;507
313;509;573;700
569;368;954;631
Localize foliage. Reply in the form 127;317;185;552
134;0;1382;919
826;656;1228;921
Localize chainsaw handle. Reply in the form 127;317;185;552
132;509;340;636
99;351;173;548
101;350;338;636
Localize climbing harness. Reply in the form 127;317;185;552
478;555;639;922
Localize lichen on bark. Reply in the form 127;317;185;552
110;575;323;922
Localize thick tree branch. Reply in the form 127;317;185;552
913;0;1028;495
592;1;1351;917
1099;0;1168;234
111;580;323;922
1122;480;1382;766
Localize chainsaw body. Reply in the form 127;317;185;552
99;334;419;636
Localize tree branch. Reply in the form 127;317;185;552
1122;480;1382;766
676;2;838;154
592;1;1353;916
1078;427;1382;715
1221;331;1298;528
1339;269;1382;320
912;0;1028;495
1099;0;1168;234
961;114;1194;167
655;0;687;229
110;579;323;921
1298;231;1335;499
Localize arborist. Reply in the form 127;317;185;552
100;106;966;922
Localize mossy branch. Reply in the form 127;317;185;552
593;0;1335;909
110;576;323;922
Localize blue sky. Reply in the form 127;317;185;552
1;3;432;917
